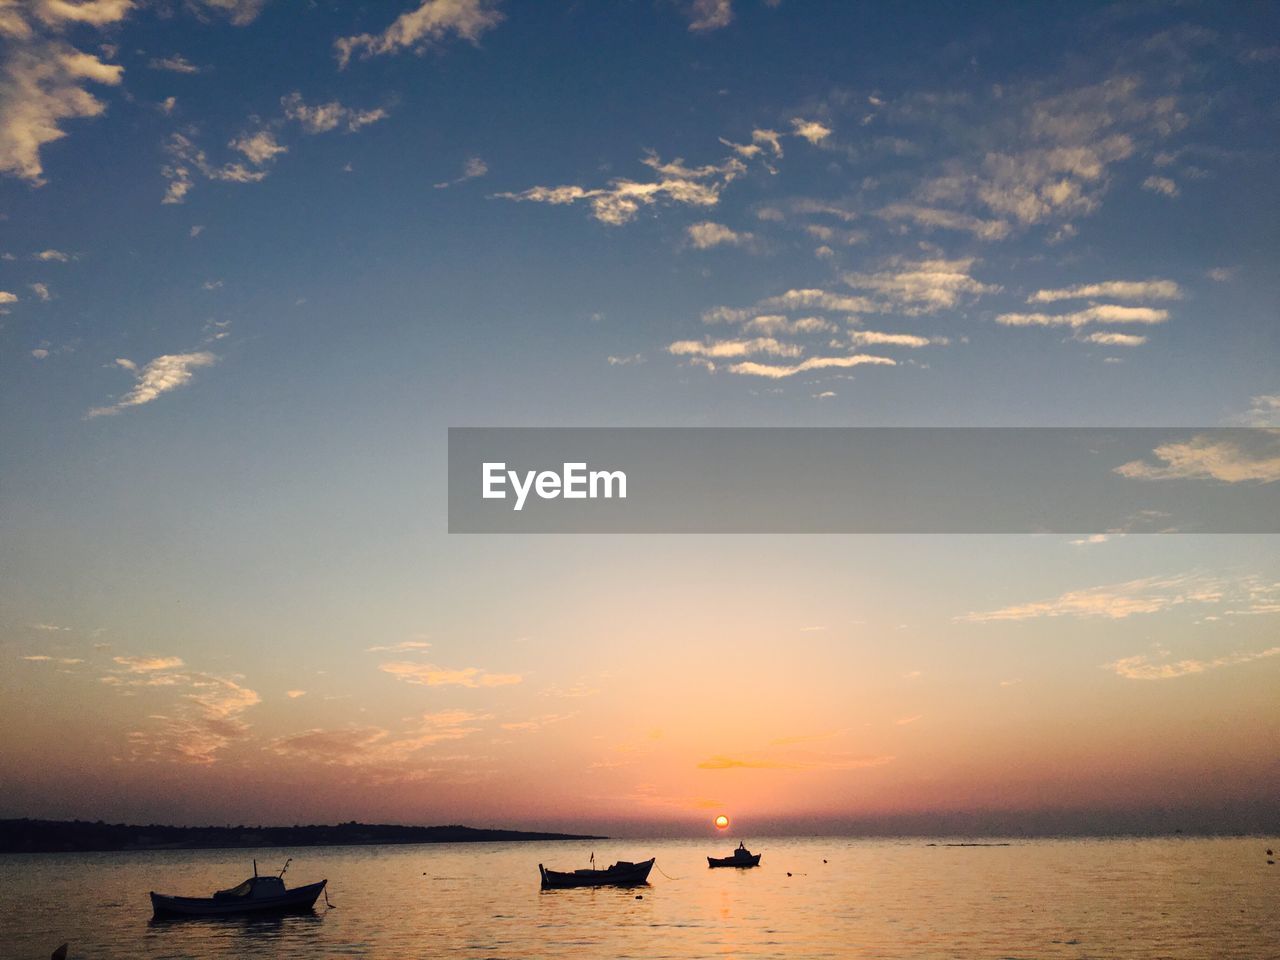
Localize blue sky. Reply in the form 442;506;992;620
1;1;1278;829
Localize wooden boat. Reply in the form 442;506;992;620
539;856;655;889
708;842;761;868
150;860;326;919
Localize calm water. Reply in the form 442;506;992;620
0;837;1275;959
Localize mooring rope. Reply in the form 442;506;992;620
655;864;682;881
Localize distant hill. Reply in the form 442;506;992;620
0;819;605;854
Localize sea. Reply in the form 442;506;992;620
0;836;1275;959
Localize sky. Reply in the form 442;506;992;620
1;0;1278;835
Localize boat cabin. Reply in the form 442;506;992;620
213;876;287;901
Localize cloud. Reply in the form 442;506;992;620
908;76;1185;231
286;689;306;698
433;155;488;189
34;248;71;261
1069;533;1111;546
103;655;260;764
281;92;389;134
1207;266;1237;283
842;257;1000;313
335;0;504;68
365;639;432;652
497;151;745;225
739;315;835;336
686;0;732;32
686;220;752;249
847;330;942;348
87;351;217;418
995;305;1168;328
148;54;199;74
1234;394;1280;427
0;37;124;183
876;203;1011;241
113;655;186;672
161;132;270;203
189;0;270;25
0;290;18;304
230;129;287;165
791;117;831;144
958;574;1226;622
1114;433;1280;483
668;337;801;359
719;128;783;168
725;354;896;378
1142;174;1179;197
379;661;522;688
1027;280;1182;303
1077;331;1148;346
270;710;488;765
1107;646;1280;680
697;752;893;770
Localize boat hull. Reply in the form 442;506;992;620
150;879;326;918
539;858;654;889
708;854;761;868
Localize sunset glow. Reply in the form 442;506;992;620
0;0;1277;843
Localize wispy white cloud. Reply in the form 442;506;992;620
87;351;217;418
271;710;489;766
958;574;1226;622
685;220;753;249
1233;394;1280;427
842;257;1000;313
996;305;1168;328
433;155;488;188
1107;646;1280;680
790;117;831;144
498;150;746;225
0;31;125;184
724;354;896;379
335;0;504;68
685;0;732;32
1142;174;1179;197
1027;280;1182;303
876;203;1011;241
281;92;389;134
365;638;432;652
102;653;260;764
1077;331;1148;346
148;54;199;74
379;661;522;688
1115;434;1280;484
668;337;801;359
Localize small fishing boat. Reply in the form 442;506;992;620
150;859;326;919
539;856;655;889
708;842;761;868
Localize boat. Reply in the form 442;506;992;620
708;841;761;868
150;859;327;919
539;856;655;889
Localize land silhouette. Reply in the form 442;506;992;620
0;819;604;854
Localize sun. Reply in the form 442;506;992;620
714;814;730;830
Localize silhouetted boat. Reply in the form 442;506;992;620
708;841;761;868
150;859;326;918
539;856;655;888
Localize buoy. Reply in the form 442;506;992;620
636;894;643;899
786;872;792;877
823;859;828;863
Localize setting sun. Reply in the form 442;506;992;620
714;815;729;830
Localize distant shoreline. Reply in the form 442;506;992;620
0;819;607;855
